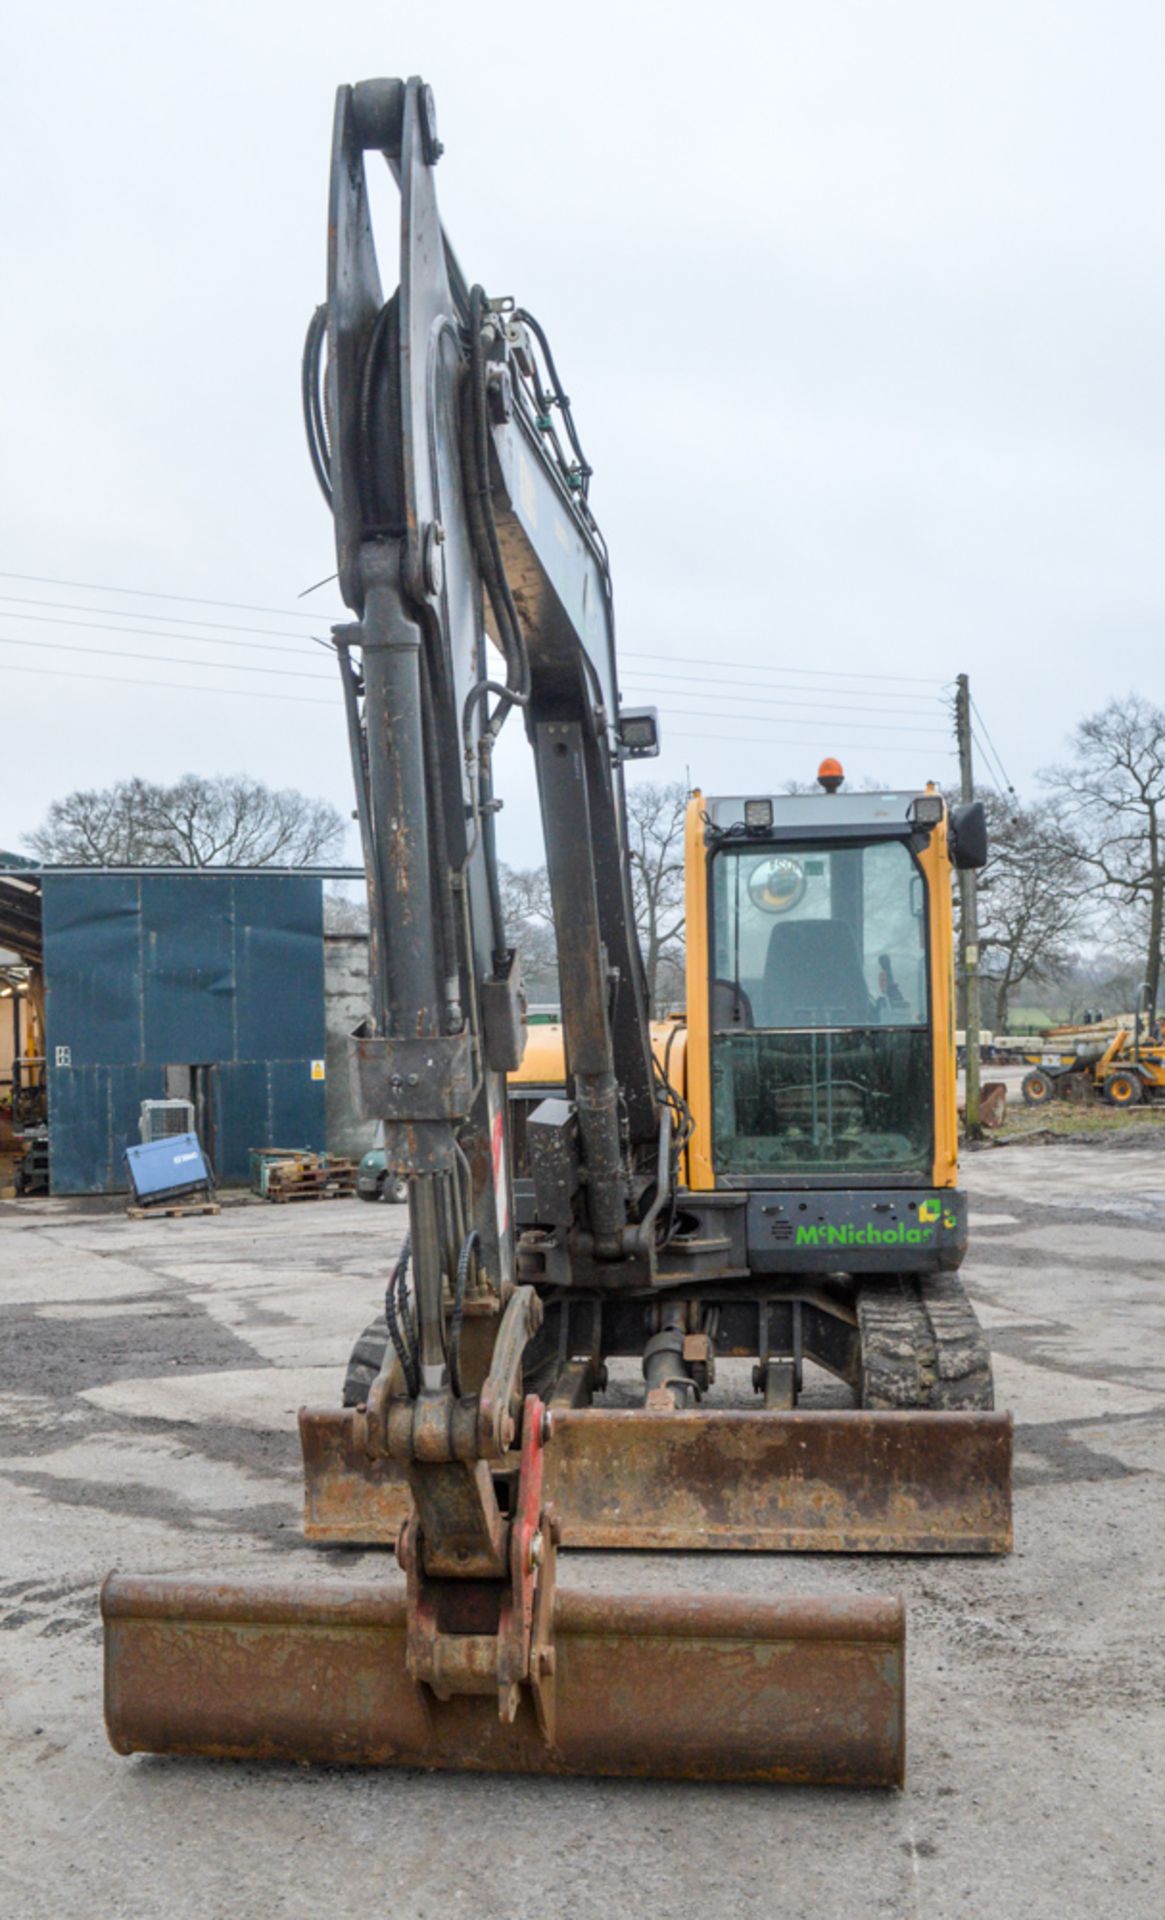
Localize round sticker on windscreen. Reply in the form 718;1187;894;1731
748;856;807;914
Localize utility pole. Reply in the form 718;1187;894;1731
955;673;981;1135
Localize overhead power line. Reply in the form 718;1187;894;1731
4;663;336;706
970;725;1004;789
2;646;949;738
0;593;328;646
665;725;957;754
622;673;943;714
0;564;960;759
0;600;949;703
0;568;344;623
625;672;944;710
622;648;944;688
0;608;324;657
0;634;335;682
639;698;947;736
970;696;1017;795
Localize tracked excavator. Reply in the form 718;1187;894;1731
102;76;1012;1788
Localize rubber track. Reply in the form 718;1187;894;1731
341;1314;561;1407
856;1273;995;1411
343;1316;390;1409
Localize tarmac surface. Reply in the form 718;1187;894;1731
1;1143;1162;1920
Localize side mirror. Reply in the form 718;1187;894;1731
950;800;988;871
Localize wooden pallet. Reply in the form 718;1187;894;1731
266;1179;356;1202
264;1157;357;1204
127;1200;221;1221
266;1186;355;1204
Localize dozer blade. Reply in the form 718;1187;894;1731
300;1406;409;1544
546;1409;1013;1553
102;1574;905;1786
299;1406;1012;1554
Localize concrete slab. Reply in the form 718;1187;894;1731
0;1250;174;1309
0;1428;292;1520
0;1147;1162;1920
993;1350;1164;1421
81;1367;340;1433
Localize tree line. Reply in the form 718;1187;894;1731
25;774;346;869
500;779;688;1015
505;696;1165;1029
978;695;1165;1029
22;693;1165;1031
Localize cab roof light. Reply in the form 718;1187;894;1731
911;793;945;828
817;758;844;793
744;798;773;831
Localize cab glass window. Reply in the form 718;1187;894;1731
710;839;931;1180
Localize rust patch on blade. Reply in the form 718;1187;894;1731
543;1409;1013;1554
300;1406;1012;1555
299;1408;410;1544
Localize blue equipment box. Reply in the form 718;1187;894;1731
125;1133;212;1202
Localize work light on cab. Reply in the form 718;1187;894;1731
911;792;945;828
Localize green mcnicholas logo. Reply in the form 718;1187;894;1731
794;1195;958;1248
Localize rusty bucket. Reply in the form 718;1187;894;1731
102;1573;906;1787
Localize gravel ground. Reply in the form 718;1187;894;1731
1;1150;1162;1920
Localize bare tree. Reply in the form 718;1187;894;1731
26;774;346;868
497;782;689;1018
24;776;157;865
1055;947;1145;1023
324;892;369;934
498;863;559;1003
975;791;1082;1032
1042;696;1165;1014
625;779;688;1015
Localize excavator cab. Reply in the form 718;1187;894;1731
688;785;967;1270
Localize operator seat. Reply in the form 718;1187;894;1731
760;920;872;1028
711;978;754;1028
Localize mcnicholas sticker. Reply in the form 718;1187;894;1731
794;1196;959;1248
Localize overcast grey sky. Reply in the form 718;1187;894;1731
3;1;1162;868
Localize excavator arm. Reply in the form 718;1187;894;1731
306;77;686;1720
318;79;662;1320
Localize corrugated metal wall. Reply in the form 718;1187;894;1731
43;873;326;1193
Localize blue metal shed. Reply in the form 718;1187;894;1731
30;868;358;1193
